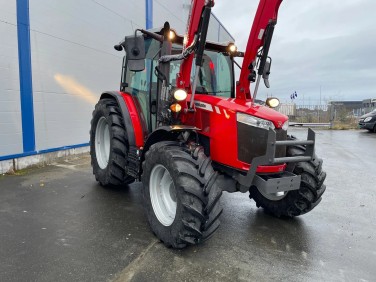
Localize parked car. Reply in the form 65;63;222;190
359;109;376;132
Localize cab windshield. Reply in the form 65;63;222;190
170;47;234;98
125;38;234;98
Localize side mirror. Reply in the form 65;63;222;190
124;35;146;72
262;59;271;88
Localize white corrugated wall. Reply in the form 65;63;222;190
0;1;23;157
0;0;233;172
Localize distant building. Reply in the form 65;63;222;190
328;101;363;110
276;103;296;117
362;98;376;109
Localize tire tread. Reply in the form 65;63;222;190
250;135;326;217
141;142;223;248
90;98;134;186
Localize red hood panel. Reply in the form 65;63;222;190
194;95;288;128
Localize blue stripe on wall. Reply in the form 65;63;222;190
16;0;36;153
0;143;89;161
146;0;153;29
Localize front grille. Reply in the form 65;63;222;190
237;122;287;164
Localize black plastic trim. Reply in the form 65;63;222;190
235;128;316;190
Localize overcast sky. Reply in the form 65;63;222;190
213;0;376;104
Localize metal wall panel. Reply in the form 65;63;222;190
0;0;235;155
0;1;23;156
29;0;145;150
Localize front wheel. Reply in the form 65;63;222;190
250;136;327;217
141;142;223;248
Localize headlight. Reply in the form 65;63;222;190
228;43;237;53
282;120;289;130
237;112;275;130
168;30;176;41
173;89;187;101
266;97;280;108
364;117;373;122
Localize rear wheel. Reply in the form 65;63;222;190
141;142;222;248
90;98;135;186
250;136;327;217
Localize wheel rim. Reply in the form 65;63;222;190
257;188;288;201
150;164;177;226
95;117;111;169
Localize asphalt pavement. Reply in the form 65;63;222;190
1;129;375;282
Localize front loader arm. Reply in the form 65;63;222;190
236;0;283;100
176;0;214;91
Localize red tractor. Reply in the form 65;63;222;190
90;0;326;248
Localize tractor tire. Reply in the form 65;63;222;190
249;136;326;217
141;141;222;248
90;98;135;186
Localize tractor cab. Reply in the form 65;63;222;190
117;26;235;133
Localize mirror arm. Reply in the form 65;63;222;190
136;29;163;42
258;20;276;76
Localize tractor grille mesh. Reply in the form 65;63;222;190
237;122;287;164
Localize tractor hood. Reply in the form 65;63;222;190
194;95;289;129
238;101;288;129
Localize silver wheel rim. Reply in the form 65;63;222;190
257;187;288;201
95;117;111;169
150;164;177;226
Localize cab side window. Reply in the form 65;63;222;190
125;38;160;131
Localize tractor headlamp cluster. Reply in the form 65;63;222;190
237;112;275;130
282;120;289;130
170;89;187;113
266;97;280;108
173;89;188;101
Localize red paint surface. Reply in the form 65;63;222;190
237;0;283;100
177;0;286;173
117;0;287;174
119;92;145;147
183;94;288;173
